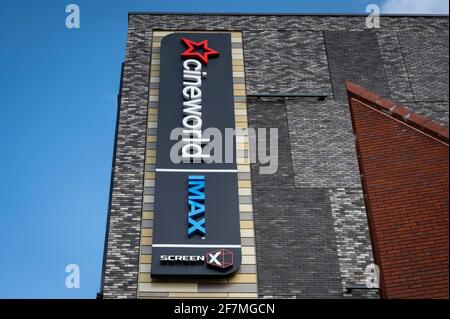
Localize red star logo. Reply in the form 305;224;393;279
181;38;220;65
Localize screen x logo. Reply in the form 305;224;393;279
206;249;233;270
208;251;222;266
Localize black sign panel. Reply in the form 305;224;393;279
151;33;241;277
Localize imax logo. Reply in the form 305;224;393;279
187;175;206;237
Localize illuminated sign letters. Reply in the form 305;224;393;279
181;59;210;161
187;175;206;237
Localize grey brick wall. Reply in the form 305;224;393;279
377;27;449;126
325;31;390;101
399;30;449;102
243;31;332;96
284;98;376;298
101;18;153;299
328;187;375;297
248;98;343;298
102;13;448;299
377;31;415;102
285;99;361;188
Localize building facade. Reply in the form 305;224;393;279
100;13;449;299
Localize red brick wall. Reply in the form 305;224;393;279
349;98;449;299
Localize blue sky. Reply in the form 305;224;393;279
0;0;448;299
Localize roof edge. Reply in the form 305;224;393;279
127;12;449;17
346;81;449;144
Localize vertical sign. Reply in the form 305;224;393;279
151;33;241;277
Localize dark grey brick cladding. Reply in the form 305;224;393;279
248;99;343;298
325;31;390;102
102;13;448;298
376;31;415;102
284;97;376;298
399;30;449;102
102;23;153;299
285;99;361;188
244;30;332;96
